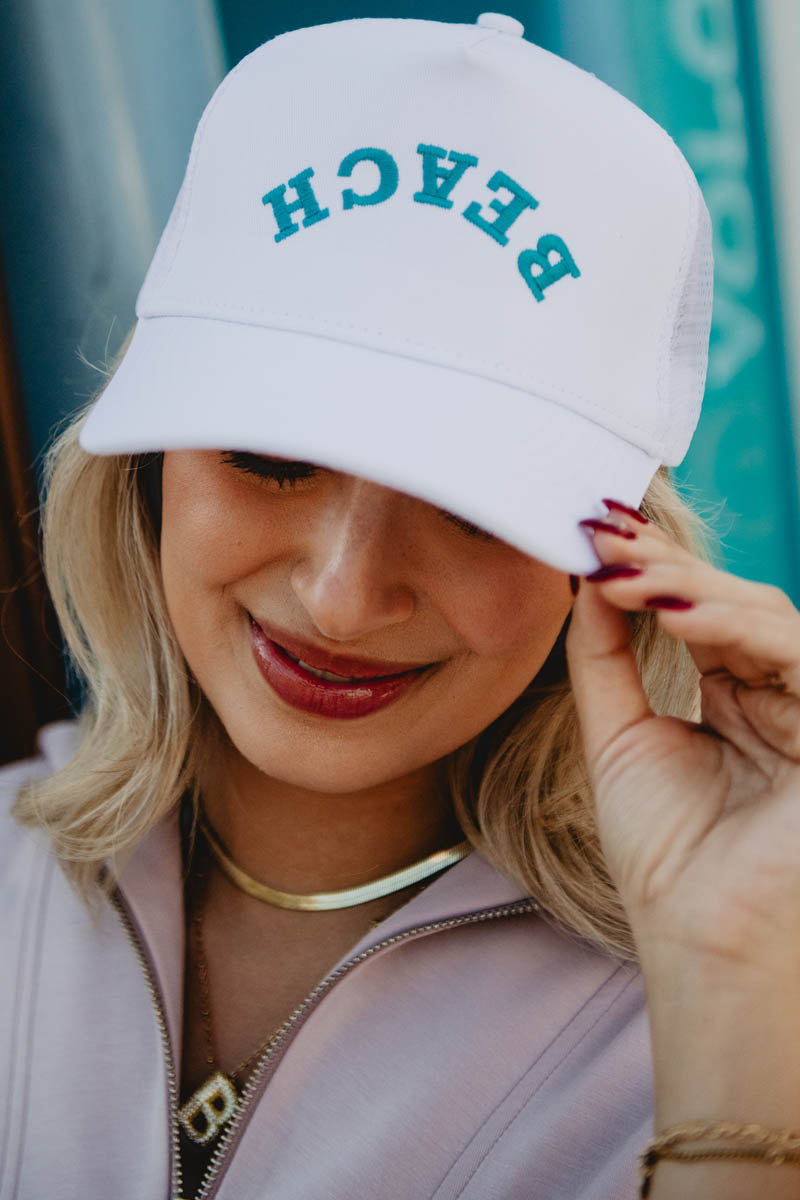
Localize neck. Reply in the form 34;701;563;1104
199;737;464;897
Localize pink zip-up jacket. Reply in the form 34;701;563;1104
1;720;654;1199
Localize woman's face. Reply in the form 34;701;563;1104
159;450;573;793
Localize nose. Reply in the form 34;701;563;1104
290;479;416;641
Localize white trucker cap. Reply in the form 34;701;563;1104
79;13;713;574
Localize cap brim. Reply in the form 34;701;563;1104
79;317;660;574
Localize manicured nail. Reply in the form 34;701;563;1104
601;498;649;525
585;564;643;582
578;519;636;540
645;595;694;611
569;574;580;595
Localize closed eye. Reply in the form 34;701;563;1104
221;450;494;539
438;509;495;541
220;450;319;488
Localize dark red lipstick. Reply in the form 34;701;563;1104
248;615;434;719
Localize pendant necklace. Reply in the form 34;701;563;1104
177;818;472;1146
178;864;283;1147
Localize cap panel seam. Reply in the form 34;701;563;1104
151;42;277;289
464;27;502;52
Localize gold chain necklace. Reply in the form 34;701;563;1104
199;813;473;910
177;865;281;1147
177;823;472;1147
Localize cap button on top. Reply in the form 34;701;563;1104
475;12;525;37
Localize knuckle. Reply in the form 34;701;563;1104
773;702;800;758
761;582;792;611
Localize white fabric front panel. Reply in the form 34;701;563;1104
135;18;704;462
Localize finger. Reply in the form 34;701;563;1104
587;520;793;618
624;600;799;695
577;542;800;694
683;605;800;694
585;508;796;619
582;504;701;569
565;575;653;773
735;684;800;762
699;671;780;781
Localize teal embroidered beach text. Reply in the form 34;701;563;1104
261;142;580;304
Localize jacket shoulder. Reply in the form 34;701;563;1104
0;718;84;866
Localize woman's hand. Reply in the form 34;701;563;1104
567;512;800;1195
566;503;800;972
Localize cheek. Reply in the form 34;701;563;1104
160;460;285;594
440;555;570;660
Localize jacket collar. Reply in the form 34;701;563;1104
114;809;532;1068
114;805;187;1068
37;720;533;1074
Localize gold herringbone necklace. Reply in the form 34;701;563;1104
199;814;472;911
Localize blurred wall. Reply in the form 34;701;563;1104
757;0;800;476
0;0;226;484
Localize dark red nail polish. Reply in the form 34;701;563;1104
578;519;636;540
569;574;580;595
601;498;649;525
585;564;643;582
644;595;694;611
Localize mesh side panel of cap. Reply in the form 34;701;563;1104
665;195;714;462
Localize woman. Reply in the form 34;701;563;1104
3;13;800;1200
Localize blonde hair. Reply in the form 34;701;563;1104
13;335;715;958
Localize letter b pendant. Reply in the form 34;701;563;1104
178;1070;238;1145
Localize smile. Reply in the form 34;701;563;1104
247;615;435;719
280;649;380;684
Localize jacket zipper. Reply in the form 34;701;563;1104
111;890;539;1200
110;890;185;1199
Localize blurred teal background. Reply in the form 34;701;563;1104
1;0;798;599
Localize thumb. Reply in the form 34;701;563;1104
565;579;653;773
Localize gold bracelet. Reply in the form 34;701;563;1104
638;1120;800;1197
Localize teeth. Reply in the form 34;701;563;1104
282;646;362;683
296;658;361;684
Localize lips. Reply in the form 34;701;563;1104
251;618;430;679
247;615;434;719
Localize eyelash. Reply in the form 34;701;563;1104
219;451;318;488
440;511;494;540
220;451;493;540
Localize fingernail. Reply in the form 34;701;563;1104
644;595;694;611
601;498;649;525
578;519;636;540
569;574;580;595
585;564;643;582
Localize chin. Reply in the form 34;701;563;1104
223;713;430;795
